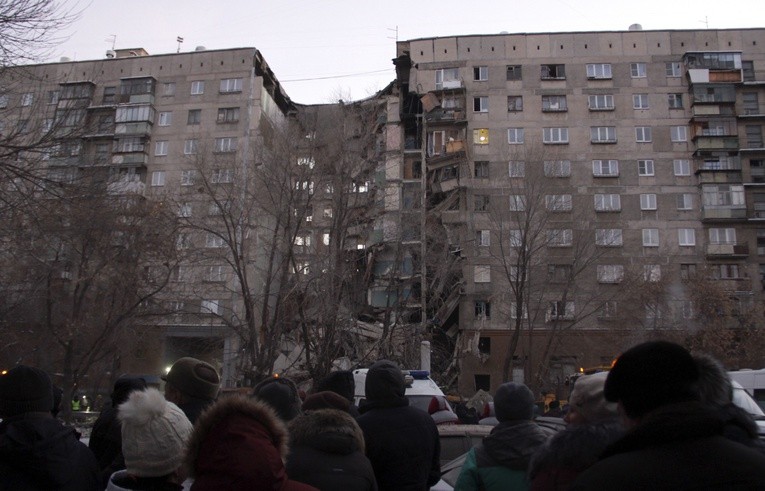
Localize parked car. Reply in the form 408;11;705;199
353;368;459;424
732;380;765;440
729;369;765;411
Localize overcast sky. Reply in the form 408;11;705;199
53;0;764;105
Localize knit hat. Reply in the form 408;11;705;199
252;377;302;421
112;376;148;407
119;388;193;477
302;390;350;412
365;360;406;402
163;357;220;400
0;365;54;418
316;371;356;403
569;372;618;422
604;341;700;419
493;382;535;422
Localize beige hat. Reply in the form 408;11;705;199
569;372;618;423
119;388;193;477
163;357;220;400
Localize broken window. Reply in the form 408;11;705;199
541;64;565;80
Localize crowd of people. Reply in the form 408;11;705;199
1;341;765;490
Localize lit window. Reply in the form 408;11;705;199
473;129;489;144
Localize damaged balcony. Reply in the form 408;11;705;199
421;92;467;124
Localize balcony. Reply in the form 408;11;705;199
705;243;749;256
107;179;146;196
425;108;466;124
693;136;739;152
702;207;747;220
695;156;741;172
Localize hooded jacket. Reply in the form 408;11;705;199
454;420;549;491
286;409;377;490
0;413;100;491
185;395;317;491
356;360;441;491
571;401;765;490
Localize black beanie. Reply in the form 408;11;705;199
0;366;54;418
494;382;535;422
252;377;302;421
316;371;355;403
604;341;700;419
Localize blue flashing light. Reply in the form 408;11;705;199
409;370;430;380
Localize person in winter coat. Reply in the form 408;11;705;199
356;359;441;491
105;388;193;491
316;370;360;416
694;352;765;454
455;382;549;491
528;372;624;490
0;365;100;491
253;376;303;422
286;402;377;490
90;376;148;487
571;341;765;490
185;394;318;491
163;357;220;424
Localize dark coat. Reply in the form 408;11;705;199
0;413;100;491
178;397;214;425
287;409;377;491
528;419;624;491
356;361;441;491
455;420;549;491
571;401;765;490
185;395;317;491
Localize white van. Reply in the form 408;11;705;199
353;368;459;424
728;369;765;411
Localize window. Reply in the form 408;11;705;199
598;265;624;283
592;160;619;177
473;96;488;112
473;194;489;211
183;139;198;155
546;194;572;211
671;126;688;142
709;228;736;244
507;128;524;144
151;171;165;187
680;264;697;280
181;170;196;186
295;233;312;247
475;301;491;320
473;129;489;145
544;160;571;177
211;169;233;183
630;62;647;78
677;193;694;210
678;229;696;246
47;90;59;104
296;180;314;194
478;337;491;355
116;105;153;122
743;61;755;82
542;95;567;112
541;64;565;79
178;203;192;217
162;82;176;96
635;126;652;142
435;68;460;89
476;230;490;247
666;62;682;77
509;195;526;211
507;95;523;111
713;264;740;279
548;264;572;283
586;63;612;79
214;137;237;153
548;301;574;321
640;194;657;210
506;65;522;81
673;159;691;176
509;230;523;247
644;265;661;282
473;66;488;81
743;93;760;115
474;265;491;283
102;86;116;103
187;109;201;125
746;125;764;148
543;127;569;144
668;93;683;109
154;140;168;156
115;137;144;153
158;111;172;126
633;94;649;109
599;301;618;319
508;161;525;177
547;229;572;247
219;78;243;93
323;206;333;218
21;93;33;106
642;229;659;247
596;229;623;246
588;94;614;110
638;159;655;176
217;107;240;123
474;161;489;178
594;194;621;211
591;126;616;143
190;81;205;95
207;266;226;282
205;233;224;248
201;300;220;315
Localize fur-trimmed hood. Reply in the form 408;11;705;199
289;409;365;455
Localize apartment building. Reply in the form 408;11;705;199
392;27;765;395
